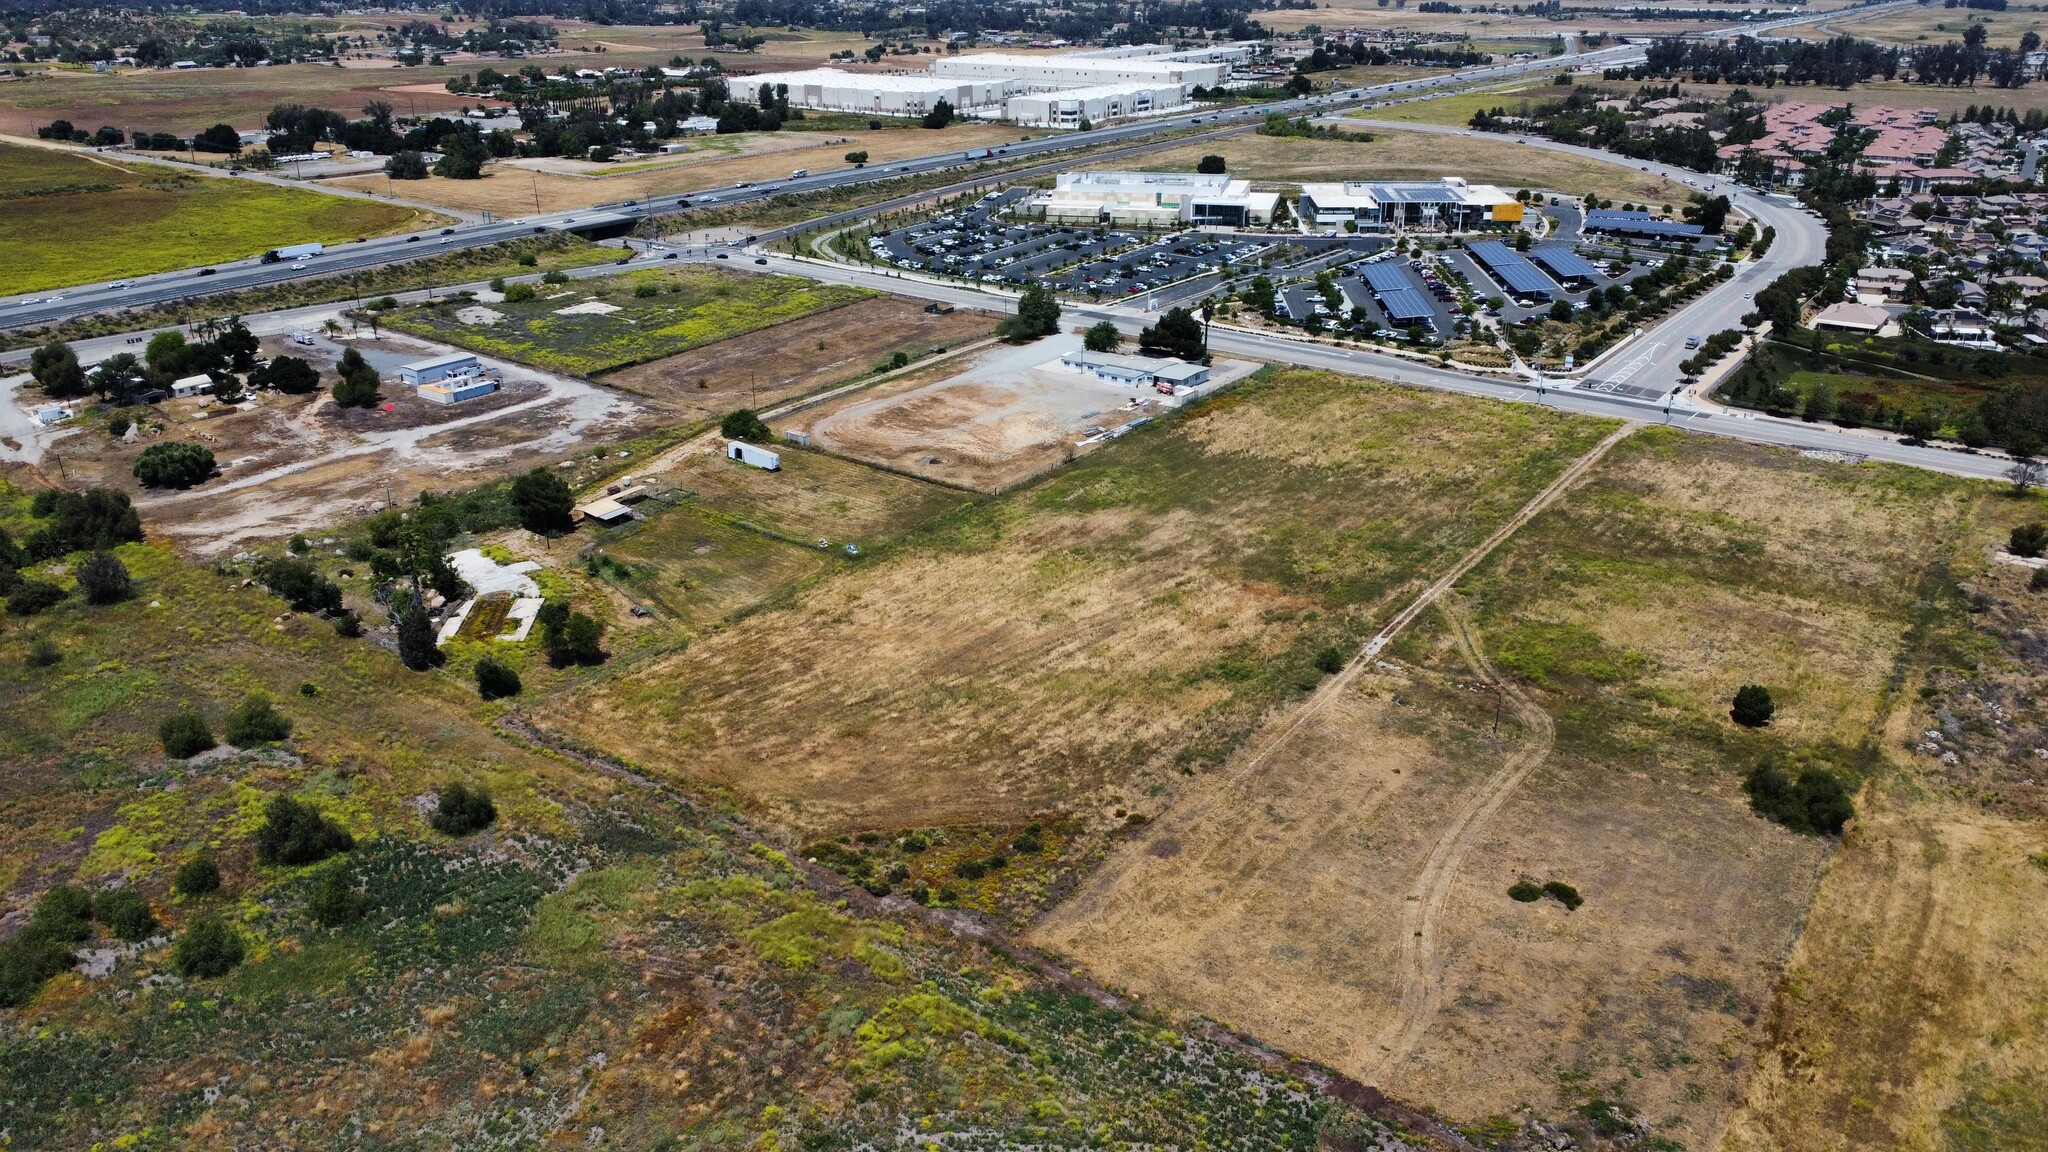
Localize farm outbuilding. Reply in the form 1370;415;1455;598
399;352;482;387
728;442;782;470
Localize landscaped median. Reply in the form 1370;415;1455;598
375;266;875;377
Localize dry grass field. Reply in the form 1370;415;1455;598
1033;429;1994;1149
330;123;1027;216
536;368;1617;837
1800;3;2038;49
1122;128;1687;205
603;296;999;423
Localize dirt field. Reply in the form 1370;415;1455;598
330;123;1028;216
1123;128;1687;205
534;367;1618;837
1031;430;1982;1149
603;296;999;423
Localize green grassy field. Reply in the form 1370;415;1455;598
1351;81;1558;126
0;142;435;295
379;266;874;376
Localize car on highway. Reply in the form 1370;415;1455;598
615;256;631;265
440;227;455;235
755;257;769;265
47;295;63;303
406;235;421;242
109;280;131;289
197;268;215;276
716;253;729;259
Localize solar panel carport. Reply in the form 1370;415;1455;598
1531;246;1601;283
1359;263;1434;323
1583;209;1704;239
1468;240;1555;299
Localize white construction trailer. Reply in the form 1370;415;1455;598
727;441;781;470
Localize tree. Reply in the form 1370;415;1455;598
2009;458;2045;495
172;913;246;978
921;98;955;129
433;127;490;179
332;347;381;408
1083;321;1122;353
259;556;342;614
1686;193;1731;234
159;711;216;758
1731;683;1775;727
1138;306;1207;361
75;551;132;605
191;123;243;154
133;442;216;489
1549;298;1574;323
174;855;222;896
430;781;499;835
385;149;429;179
1245;275;1278;317
844;149;868;165
213;317;260;372
720;409;773;442
89;353;146;405
510;467;575;535
29;340;88;398
393;592;441;671
223;694;292;745
999;284;1061;341
144;330;188;375
475;655;522;700
1196;154;1227;174
542;603;605;667
93;889;157;943
250;355;320;395
254;795;354;866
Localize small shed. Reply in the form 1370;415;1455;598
728;441;782;471
399;352;481;387
172;374;213;398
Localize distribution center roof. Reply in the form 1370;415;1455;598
1360;263;1434;322
1530;246;1602;280
1583;209;1705;237
1468;240;1556;297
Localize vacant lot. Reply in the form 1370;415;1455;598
604;295;998;423
537;368;1617;837
1035;430;1983;1149
0;61;483;139
1124;128;1684;205
378;266;873;376
646;436;968;547
331;123;1026;216
1803;4;2036;49
0;142;430;294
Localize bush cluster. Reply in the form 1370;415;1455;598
540;601;604;667
159;711;216;759
172;913;245;978
1744;761;1854;835
174;855;223;896
1731;683;1774;728
133;442;217;489
475;655;523;699
254;796;355;866
222;694;292;745
430;781;499;836
0;884;162;1006
305;863;368;927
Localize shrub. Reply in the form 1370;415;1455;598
305;863;367;927
518;252;539;267
1196;154;1227;174
158;711;216;758
1314;645;1346;674
1744;761;1854;835
489;276;507;292
394;594;440;671
333;611;363;638
93;889;158;942
253;795;354;866
2032;567;2048;593
1541;880;1583;910
509;467;575;535
1731;683;1774;727
26;637;61;667
174;855;222;896
75;550;132;605
259;556;343;614
1011;821;1044;854
250;355;320;394
1508;879;1545;902
544;609;605;667
503;282;537;303
633;281;660;298
172;913;245;978
720;408;773;443
222;694;292;745
541;269;569;284
0;934;75;1006
430;781;499;835
23;488;141;558
2011;521;2047;558
27;885;96;944
132;442;216;488
6;579;65;616
475;655;522;700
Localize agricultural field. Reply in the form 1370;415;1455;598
0;481;1413;1151
1034;428;2037;1149
603;295;1000;425
1122;127;1686;206
0;142;433;295
536;368;1619;840
377;266;873;376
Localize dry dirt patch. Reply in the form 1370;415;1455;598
602;296;998;423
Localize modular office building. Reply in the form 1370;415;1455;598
1296;178;1523;232
1029;171;1280;227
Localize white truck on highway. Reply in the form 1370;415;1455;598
263;242;325;263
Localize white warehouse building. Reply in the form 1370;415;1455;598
738;68;1017;116
1028;170;1280;227
929;52;1228;92
1007;81;1186;128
